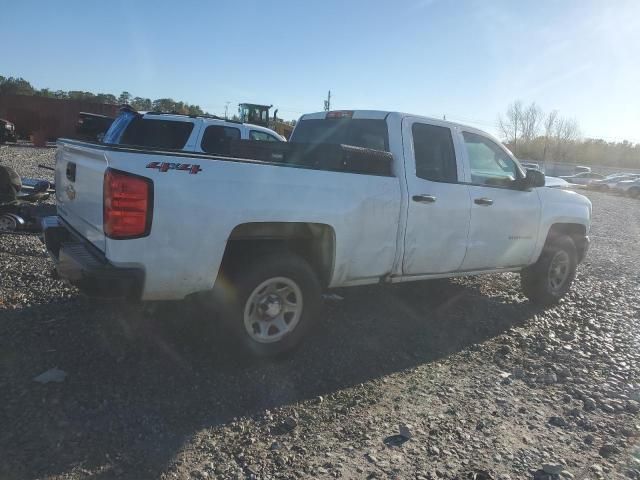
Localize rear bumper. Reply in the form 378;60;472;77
41;216;144;299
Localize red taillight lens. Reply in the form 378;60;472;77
103;168;152;239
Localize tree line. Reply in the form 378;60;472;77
0;75;205;116
499;101;639;169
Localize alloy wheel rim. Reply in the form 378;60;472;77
0;215;17;232
548;250;570;292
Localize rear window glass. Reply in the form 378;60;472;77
201;125;241;154
290;119;389;151
119;118;194;150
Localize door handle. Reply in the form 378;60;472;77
474;197;493;206
412;194;437;204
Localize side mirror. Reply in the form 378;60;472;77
524;169;545;189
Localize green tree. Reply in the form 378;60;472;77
37;88;56;98
152;98;177;112
131;97;152;111
0;76;36;96
173;101;187;114
118;91;132;104
187;104;204;115
94;93;117;104
68;91;96;101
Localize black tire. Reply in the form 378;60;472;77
521;235;578;306
214;252;321;357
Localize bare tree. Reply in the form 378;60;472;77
520;103;542;144
542;110;558;161
552;117;581;161
498;100;524;155
499;101;543;156
499;100;637;166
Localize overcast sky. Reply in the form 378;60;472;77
2;0;639;142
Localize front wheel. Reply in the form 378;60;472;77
218;253;321;357
628;187;640;199
521;235;578;305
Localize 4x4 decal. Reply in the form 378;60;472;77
146;161;202;174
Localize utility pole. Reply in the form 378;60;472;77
224;101;231;119
324;90;331;111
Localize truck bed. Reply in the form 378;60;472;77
54;138;401;300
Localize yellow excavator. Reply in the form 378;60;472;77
238;103;294;139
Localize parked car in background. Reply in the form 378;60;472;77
612;178;640;197
0;118;18;144
102;108;285;152
591;173;639;191
574;165;591;174
559;172;605;185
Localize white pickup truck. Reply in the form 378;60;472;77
43;109;591;356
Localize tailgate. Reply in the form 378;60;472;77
55;141;108;251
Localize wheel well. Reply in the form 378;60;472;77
546;223;587;260
220;222;335;287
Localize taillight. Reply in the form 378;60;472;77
103;168;153;239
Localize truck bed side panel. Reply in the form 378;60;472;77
100;150;401;300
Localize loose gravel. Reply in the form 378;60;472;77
1;145;639;480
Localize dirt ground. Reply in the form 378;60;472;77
1;145;639;480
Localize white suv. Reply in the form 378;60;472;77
102;109;285;153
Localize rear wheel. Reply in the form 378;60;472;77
0;214;19;232
215;253;321;357
521;235;577;305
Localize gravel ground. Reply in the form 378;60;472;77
1;145;639;480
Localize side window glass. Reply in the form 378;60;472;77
201;126;240;154
411;123;457;183
120;119;194;150
463;131;518;187
250;130;279;142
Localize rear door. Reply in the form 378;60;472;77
401;117;471;275
458;130;540;270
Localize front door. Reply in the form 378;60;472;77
458;130;541;270
402;117;471;275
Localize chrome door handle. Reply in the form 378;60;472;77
474;197;493;206
412;194;437;204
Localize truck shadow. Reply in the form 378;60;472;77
1;274;543;479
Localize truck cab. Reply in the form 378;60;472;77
291;111;590;278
